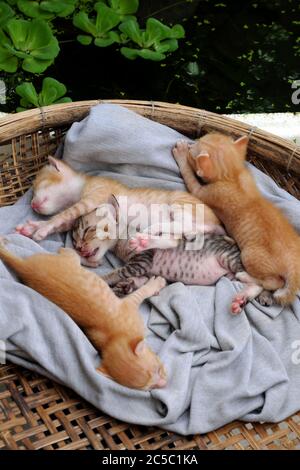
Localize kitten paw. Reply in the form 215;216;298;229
257;290;274;307
129;233;150;252
113;280;136;298
32;223;53;241
172;140;190;161
148;276;166;296
81;257;102;268
15;220;41;237
231;293;247;315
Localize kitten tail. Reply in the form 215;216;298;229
0;238;25;273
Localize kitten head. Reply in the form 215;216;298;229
72;197;121;265
100;336;167;390
188;133;249;183
31;157;84;215
72;209;116;265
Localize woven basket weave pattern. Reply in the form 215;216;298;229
0;100;300;450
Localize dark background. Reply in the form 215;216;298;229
1;0;300;113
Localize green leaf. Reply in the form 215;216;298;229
120;47;165;61
0;2;15;28
144;18;184;47
119;18;143;46
94;31;120;47
170;24;185;39
77;35;93;45
73;12;98;36
0;19;59;73
25;19;57;52
16;77;72;110
119;17;184;61
39;77;67;106
144;18;172;46
54;97;72;103
136;49;166;61
17;0;77;19
40;0;77;17
94;2;121;35
16;82;39;106
109;0;139;15
0;52;18;72
5;19;29;51
74;2;121;48
17;0;54;19
155;39;178;54
22;56;54;73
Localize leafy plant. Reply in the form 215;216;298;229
17;0;78;20
104;0;138;17
73;1;122;46
0;2;15;27
0;0;186;112
16;77;72;111
119;18;185;61
0;18;59;73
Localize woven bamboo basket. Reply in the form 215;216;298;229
0;100;300;450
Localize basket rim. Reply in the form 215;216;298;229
0;99;300;175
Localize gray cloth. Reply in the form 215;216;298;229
1;104;300;435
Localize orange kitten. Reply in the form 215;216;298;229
16;157;222;259
0;238;167;390
172;134;300;312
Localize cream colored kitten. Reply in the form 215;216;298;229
16;157;223;265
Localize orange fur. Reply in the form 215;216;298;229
173;135;300;306
16;157;221;246
0;239;167;390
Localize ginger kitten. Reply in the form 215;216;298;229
0;238;167;390
16;157;222;261
172;134;300;311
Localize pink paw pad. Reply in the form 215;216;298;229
231;295;247;315
129;233;150;252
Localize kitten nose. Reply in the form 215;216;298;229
31;201;41;210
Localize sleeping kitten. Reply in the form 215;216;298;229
0;238;167;390
172;134;300;311
72;209;271;309
15;157;223;264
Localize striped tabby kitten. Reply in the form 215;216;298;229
72;209;272;308
16;157;222;265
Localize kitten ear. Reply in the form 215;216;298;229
107;194;119;223
48;156;62;172
97;364;112;379
194;154;213;179
130;337;146;356
196;151;210;158
234;136;249;158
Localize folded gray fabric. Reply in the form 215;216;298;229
0;104;300;435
